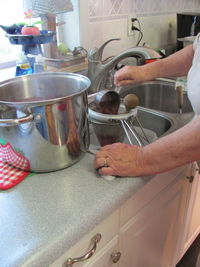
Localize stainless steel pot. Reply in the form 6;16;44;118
0;72;91;172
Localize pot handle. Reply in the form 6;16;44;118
0;113;34;127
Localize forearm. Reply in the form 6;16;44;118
140;45;194;81
114;45;194;87
141;116;200;175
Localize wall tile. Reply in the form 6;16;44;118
89;0;200;22
103;0;128;17
89;0;103;17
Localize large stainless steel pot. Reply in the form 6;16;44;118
0;72;91;172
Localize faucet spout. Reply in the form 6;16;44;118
87;41;161;94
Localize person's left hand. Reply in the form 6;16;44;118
94;143;143;177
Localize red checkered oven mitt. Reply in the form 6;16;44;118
0;139;33;190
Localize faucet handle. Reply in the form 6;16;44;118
88;38;120;61
88;47;99;61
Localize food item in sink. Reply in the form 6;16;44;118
123;94;139;112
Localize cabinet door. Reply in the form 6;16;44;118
119;175;189;267
58;236;120;267
179;165;200;258
187;172;200;241
50;211;120;267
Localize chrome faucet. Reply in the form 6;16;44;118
87;38;161;94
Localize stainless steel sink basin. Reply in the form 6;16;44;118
119;80;193;113
88;79;194;150
135;108;171;137
89;107;172;148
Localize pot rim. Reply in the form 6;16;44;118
0;72;91;106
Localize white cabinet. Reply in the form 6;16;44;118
51;164;200;267
178;162;200;260
118;171;189;267
50;211;121;267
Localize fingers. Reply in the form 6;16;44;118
94;143;140;177
98;166;115;176
94;155;110;170
114;65;139;87
115;79;136;87
100;142;123;152
94;156;117;177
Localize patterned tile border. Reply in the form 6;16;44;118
88;0;200;23
89;10;200;23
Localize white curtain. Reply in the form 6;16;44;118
23;0;74;17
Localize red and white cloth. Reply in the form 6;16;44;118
0;143;30;171
0;142;32;190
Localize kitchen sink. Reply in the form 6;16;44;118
88;79;194;150
119;79;193;113
89;107;173;148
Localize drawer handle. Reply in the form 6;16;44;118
187;175;194;183
65;233;102;266
111;252;121;263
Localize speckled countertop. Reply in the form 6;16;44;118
0;152;152;267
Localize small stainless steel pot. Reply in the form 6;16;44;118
0;72;91;172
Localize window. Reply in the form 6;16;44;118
0;0;79;67
0;0;24;63
0;0;41;65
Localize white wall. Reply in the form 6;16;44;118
58;0;80;50
78;0;200;58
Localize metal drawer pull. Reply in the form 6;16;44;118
65;233;102;266
196;168;200;174
187;175;194;183
111;252;121;263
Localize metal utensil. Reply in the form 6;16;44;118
94;90;120;114
123;93;150;144
176;85;184;114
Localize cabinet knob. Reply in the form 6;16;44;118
196;168;200;174
111;252;121;263
65;233;101;266
186;175;194;183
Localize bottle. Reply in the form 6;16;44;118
34;55;47;73
15;53;33;77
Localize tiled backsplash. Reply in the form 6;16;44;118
77;0;200;58
89;0;200;22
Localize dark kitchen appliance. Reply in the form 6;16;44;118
177;12;200;50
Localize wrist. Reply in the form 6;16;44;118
136;145;158;176
139;60;164;82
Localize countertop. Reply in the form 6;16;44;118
0;152;152;267
0;71;192;266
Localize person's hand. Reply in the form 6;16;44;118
114;65;147;87
94;143;144;177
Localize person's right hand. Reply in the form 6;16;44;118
94;143;144;177
114;65;147;87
